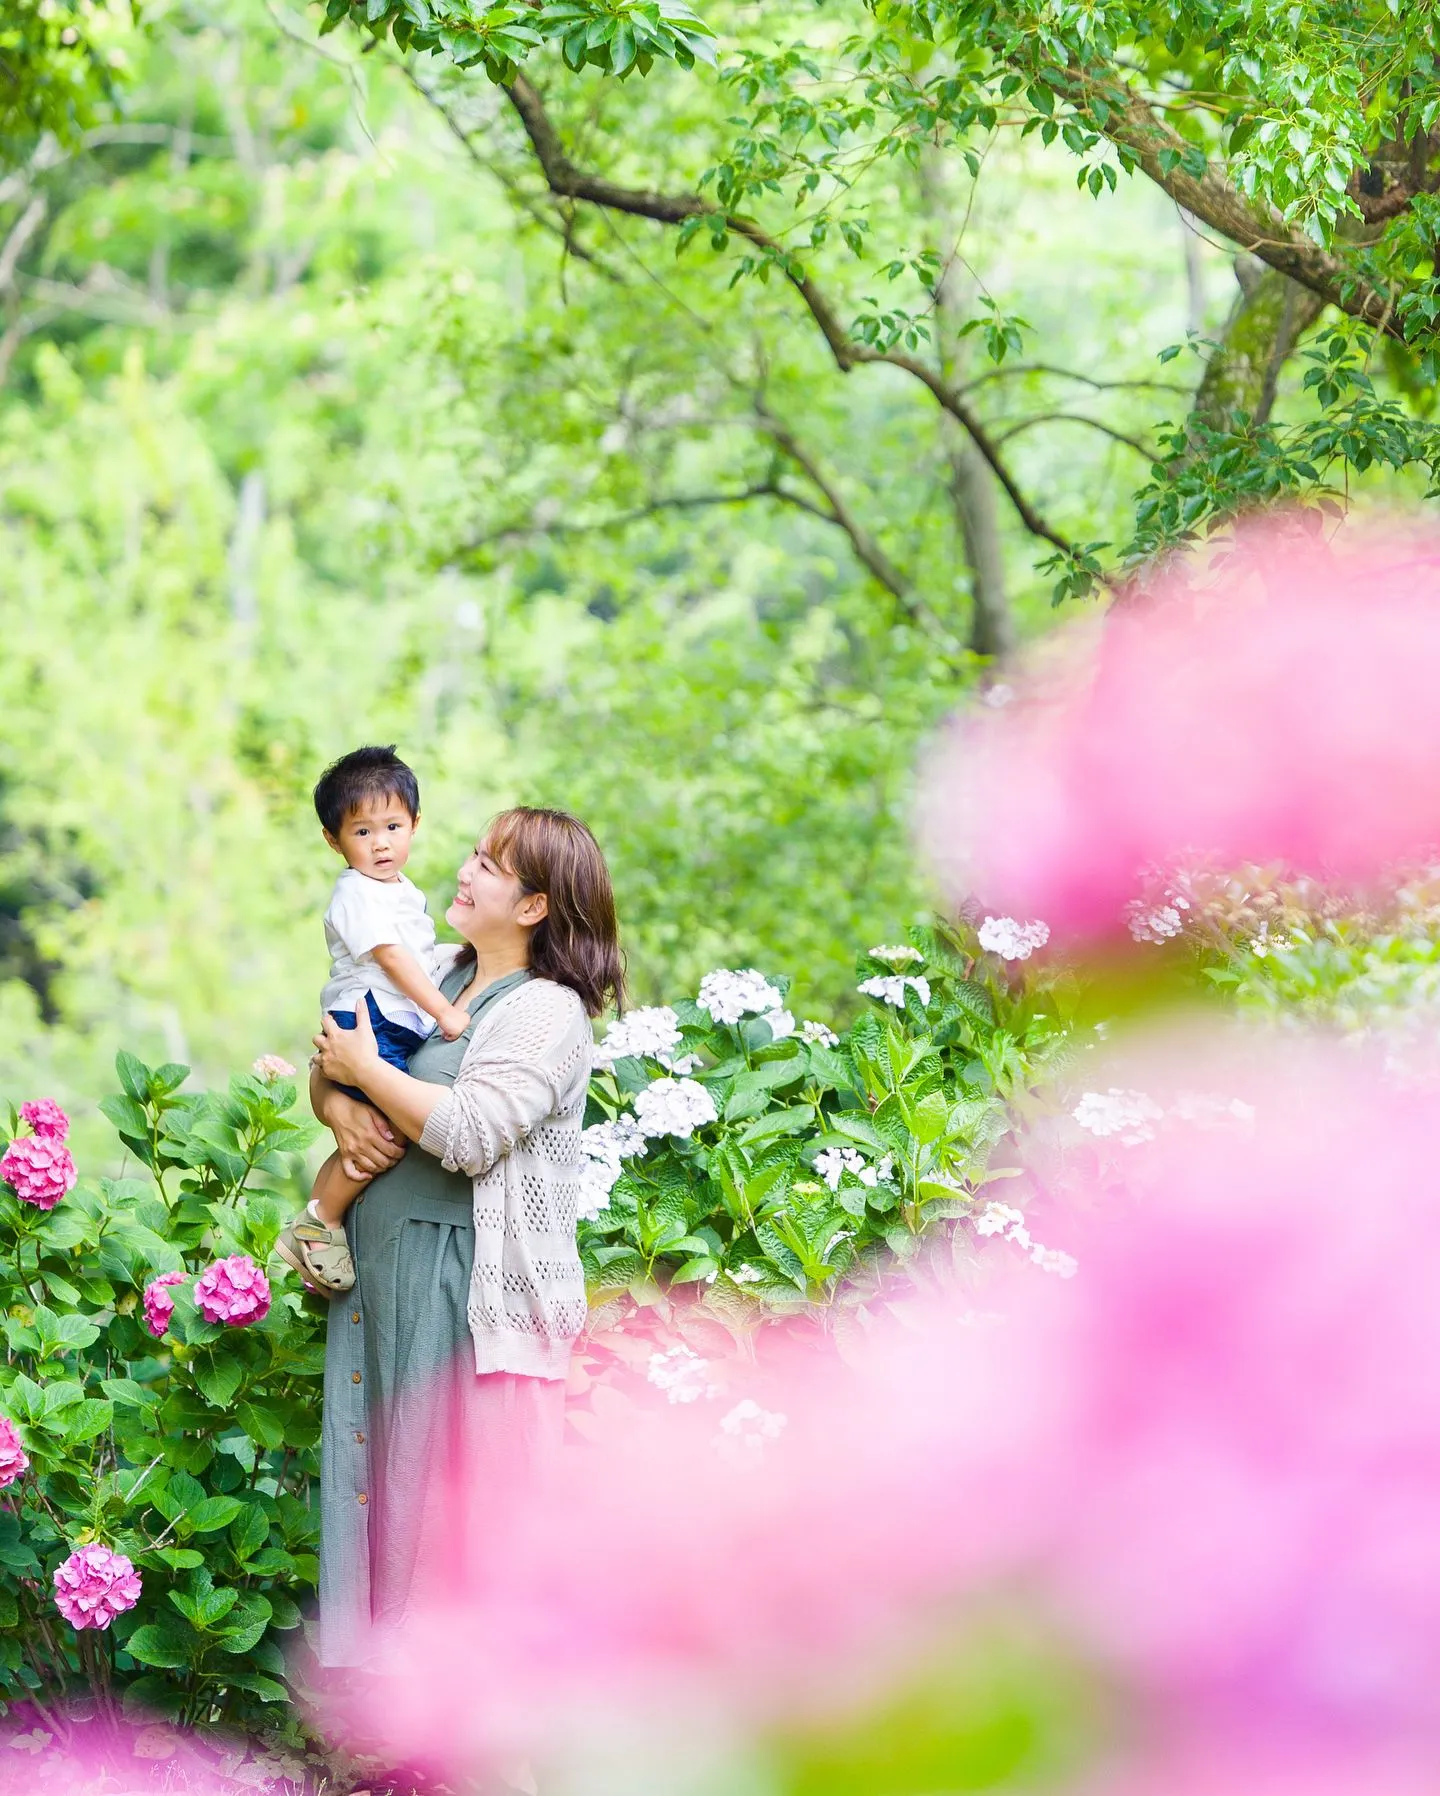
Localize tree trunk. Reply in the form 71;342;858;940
1194;261;1326;432
921;157;1015;662
946;433;1012;658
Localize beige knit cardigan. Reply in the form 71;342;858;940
417;972;593;1379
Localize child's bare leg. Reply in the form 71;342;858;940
309;1149;370;1228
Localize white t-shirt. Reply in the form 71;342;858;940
319;869;439;1036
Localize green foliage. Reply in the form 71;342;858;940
0;1;135;167
0;920;1069;1725
580;920;1069;1314
0;1057;321;1734
318;0;715;80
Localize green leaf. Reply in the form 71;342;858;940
99;1094;150;1139
191;1353;245;1410
184;1495;246;1536
229;1502;270;1561
124;1624;195;1670
236;1400;287;1449
115;1051;153;1103
53;1398;113;1443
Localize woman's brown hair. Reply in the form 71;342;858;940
482;806;625;1018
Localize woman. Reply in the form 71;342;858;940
308;805;622;1667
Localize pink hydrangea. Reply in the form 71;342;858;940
251;1054;296;1082
141;1270;188;1340
193;1254;270;1327
52;1543;142;1631
0;1132;77;1210
921;518;1440;939
0;1413;29;1488
18;1098;69;1141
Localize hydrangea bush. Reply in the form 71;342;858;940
0;923;1073;1738
0;1055;323;1739
578;920;1071;1319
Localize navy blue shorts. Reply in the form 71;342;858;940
327;991;426;1105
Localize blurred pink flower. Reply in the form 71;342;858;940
141;1270;188;1340
193;1254;270;1326
0;1718;286;1793
921;519;1440;937
0;1414;29;1488
335;1030;1440;1788
250;1055;296;1082
17;1099;68;1141
52;1543;141;1631
0;1133;76;1210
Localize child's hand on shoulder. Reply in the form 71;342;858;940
437;1004;471;1042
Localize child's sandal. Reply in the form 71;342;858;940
275;1216;356;1295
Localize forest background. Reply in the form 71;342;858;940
3;0;1438;1169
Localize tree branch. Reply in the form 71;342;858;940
399;64;622;281
460;481;825;551
0;196;46;294
990;411;1156;458
753;404;911;599
500;74;1074;558
1053;68;1395;335
958;361;1192;397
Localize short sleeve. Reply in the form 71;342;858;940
326;878;403;958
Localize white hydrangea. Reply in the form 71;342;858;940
977;917;1051;961
800;1019;838;1047
575;1117;648;1220
1127;904;1185;945
1072;1088;1164;1145
759;1009;795;1042
1250;924;1292;958
981;682;1015;709
697;968;784;1026
592;1005;683;1071
646;1345;717;1404
727;1263;763;1285
868;944;923;967
633;1076;718;1141
717;1399;787;1446
974;1201;1024;1237
971;1201;1077;1278
814;1146;885;1191
857;973;931;1010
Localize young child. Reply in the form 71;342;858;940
275;745;468;1296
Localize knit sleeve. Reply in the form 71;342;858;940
418;982;591;1177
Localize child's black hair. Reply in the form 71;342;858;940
313;746;420;835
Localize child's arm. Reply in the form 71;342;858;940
370;944;471;1040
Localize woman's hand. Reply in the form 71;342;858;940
312;1077;406;1181
314;994;383;1091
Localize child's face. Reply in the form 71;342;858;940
325;794;418;880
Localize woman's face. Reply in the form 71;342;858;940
446;836;540;943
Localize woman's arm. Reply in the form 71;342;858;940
309;1061;407;1181
313;1004;446;1145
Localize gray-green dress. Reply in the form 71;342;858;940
317;963;565;1668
